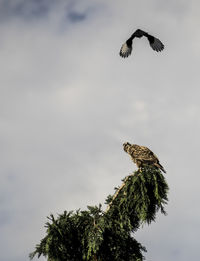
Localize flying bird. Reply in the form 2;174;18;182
123;142;166;173
119;29;164;58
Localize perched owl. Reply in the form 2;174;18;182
119;29;164;58
123;142;166;173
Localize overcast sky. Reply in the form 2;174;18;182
1;0;200;260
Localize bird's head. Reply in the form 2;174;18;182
123;142;131;152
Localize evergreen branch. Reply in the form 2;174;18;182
105;175;130;212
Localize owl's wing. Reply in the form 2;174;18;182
134;146;157;161
119;29;146;58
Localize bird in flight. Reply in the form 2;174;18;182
123;142;166;173
119;29;164;58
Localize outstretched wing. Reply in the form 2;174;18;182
119;29;146;58
119;42;132;58
147;34;164;52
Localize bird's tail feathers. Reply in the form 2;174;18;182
155;163;166;173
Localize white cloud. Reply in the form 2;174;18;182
1;0;200;260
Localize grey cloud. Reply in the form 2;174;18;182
67;11;86;23
0;0;53;21
0;0;101;25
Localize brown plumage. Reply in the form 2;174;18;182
119;29;164;58
123;142;166;173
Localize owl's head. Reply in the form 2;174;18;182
123;142;131;152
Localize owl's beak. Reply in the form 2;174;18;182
123;143;128;151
